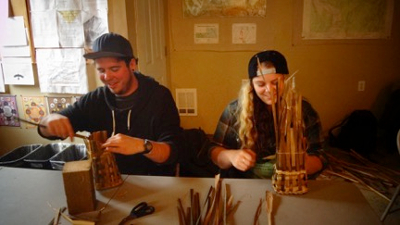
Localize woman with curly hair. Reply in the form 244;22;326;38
208;50;327;178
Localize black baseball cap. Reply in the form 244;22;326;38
83;32;134;59
248;50;289;79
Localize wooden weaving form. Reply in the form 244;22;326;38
62;160;96;215
84;131;123;190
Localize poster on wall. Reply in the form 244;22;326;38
2;57;35;85
21;96;47;129
194;24;219;44
0;95;20;127
302;0;394;39
183;0;267;17
232;23;257;44
46;96;73;114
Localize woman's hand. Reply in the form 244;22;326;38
211;147;256;171
305;154;323;175
229;149;257;171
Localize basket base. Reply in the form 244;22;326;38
272;169;308;195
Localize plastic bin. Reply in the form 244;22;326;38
50;144;87;170
0;144;43;168
24;143;71;169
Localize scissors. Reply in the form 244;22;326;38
118;202;155;225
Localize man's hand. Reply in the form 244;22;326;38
102;134;145;155
103;134;171;163
39;114;75;141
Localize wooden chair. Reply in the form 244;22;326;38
380;129;400;221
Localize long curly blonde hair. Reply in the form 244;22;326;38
237;81;257;150
237;61;279;155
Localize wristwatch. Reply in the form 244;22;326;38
142;139;153;154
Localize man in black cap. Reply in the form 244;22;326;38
207;50;327;178
38;32;182;175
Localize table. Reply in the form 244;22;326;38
0;167;381;224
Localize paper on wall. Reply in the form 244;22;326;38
29;0;55;11
1;46;31;57
2;57;34;85
194;24;219;44
55;0;82;10
0;63;5;93
3;16;27;47
36;48;88;94
57;10;85;47
232;23;256;44
30;11;59;48
83;9;109;48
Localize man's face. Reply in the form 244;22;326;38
95;57;137;97
252;73;284;105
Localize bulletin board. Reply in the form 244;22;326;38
3;0;108;95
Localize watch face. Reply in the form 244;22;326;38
145;140;153;150
143;139;153;154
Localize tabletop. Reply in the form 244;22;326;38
0;167;381;224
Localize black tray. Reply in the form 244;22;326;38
0;144;43;168
24;143;71;169
50;144;87;170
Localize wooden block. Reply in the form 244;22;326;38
62;160;96;215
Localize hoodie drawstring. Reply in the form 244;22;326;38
111;109;132;136
127;110;132;131
111;110;116;136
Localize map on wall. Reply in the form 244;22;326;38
302;0;394;39
183;0;266;17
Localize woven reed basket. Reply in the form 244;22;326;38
272;151;308;195
84;131;123;190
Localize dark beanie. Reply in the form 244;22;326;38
248;50;289;79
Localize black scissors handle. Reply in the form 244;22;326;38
119;202;155;225
131;202;155;217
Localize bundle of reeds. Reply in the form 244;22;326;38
177;175;240;225
84;130;123;190
271;75;308;194
323;149;400;201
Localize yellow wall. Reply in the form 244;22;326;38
167;0;400;136
1;0;399;155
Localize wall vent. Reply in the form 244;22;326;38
175;88;197;116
